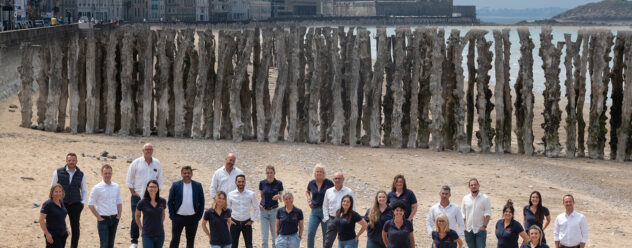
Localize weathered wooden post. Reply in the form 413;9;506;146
587;30;612;159
450;30;470;153
407;28;422;148
330;30;344;145
269;29;289;143
515;28;535;155
287;27;303;143
429;30;446;151
67;34;80;134
474;30;494;152
18;43;34;128
610;32;628;159
45;38;63;132
493;29;506;153
389;28;406;148
348;29;362;147
255;29;273;142
36;45;50;130
539;27;563;158
465;32;476;147
204;29;217;139
119;28;136;136
232;31;253;142
192;31;209;139
308;33;323;144
172;30;192;137
359;28;372;145
105;30;120;135
142;27;154;137
616;33;632;162
57;38;69;132
369;28;388;148
576;31;590;157
564;33;581;158
185;30;199;138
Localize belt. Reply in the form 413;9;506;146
231;218;251;224
100;215;117;219
64;201;81;206
264;206;278;210
560;245;580;248
329;215;336;220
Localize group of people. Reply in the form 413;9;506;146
39;143;589;248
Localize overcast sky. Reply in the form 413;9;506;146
454;0;602;9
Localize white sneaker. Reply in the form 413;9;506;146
129;244;138;248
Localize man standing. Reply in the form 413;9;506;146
168;166;205;248
210;153;244;199
88;164;123;248
126;143;163;248
461;178;491;248
322;172;354;248
554;194;588;248
228;174;260;248
426;185;465;237
51;152;87;248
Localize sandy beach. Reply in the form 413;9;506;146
1;87;630;248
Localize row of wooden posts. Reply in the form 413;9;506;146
16;25;632;161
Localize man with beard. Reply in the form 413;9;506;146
461;178;491;248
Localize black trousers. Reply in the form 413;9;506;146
45;232;68;248
230;219;253;248
169;215;199;248
324;218;337;248
65;202;83;248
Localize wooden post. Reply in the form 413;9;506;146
493;30;506;153
255;29;273;142
105;30;119;135
67;34;80;134
616;33;632;162
450;30;470;153
45;38;62;132
287;27;302;142
564;33;581;158
268;29;289;142
407;29;422;148
119;29;136;136
369;28;388;148
18;43;34;128
429;30;446;151
516;28;535;156
330;30;344;145
36;45;50;130
85;32;97;134
539;27;564;158
232;31;253;142
308;34;323;144
610;32;627;159
390;28;406;148
475;30;494;153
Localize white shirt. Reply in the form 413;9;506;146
426;202;465;236
322;186;354;222
227;189;260;222
126;157;163;196
87;180;123;216
461;193;491;233
51;166;88;203
554;210;588;246
177;182;196;215
209;166;244;199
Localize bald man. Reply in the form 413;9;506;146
210;153;244;199
126;143;162;248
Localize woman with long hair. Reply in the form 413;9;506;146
305;163;335;248
387;175;418;222
364;191;393;248
335;195;368;248
523;191;550;243
495;200;528;248
520;226;549;248
203;191;233;248
135;180;166;248
431;213;464;248
381;202;415;248
39;184;68;248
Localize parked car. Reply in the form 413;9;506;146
34;20;45;27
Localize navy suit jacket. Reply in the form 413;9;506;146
168;180;205;220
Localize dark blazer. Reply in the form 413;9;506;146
168;180;205;220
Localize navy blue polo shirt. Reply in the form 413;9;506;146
387;189;418;219
203;208;232;246
432;229;460;248
259;179;283;209
383;219;414;248
307;179;334;208
276;206;304;235
520;242;549;248
136;198;167;238
364;206;393;244
523;205;549;230
335;210;363;241
40;200;68;236
495;219;524;248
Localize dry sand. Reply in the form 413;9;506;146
1;91;630;248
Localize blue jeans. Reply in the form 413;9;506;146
366;239;386;248
307;208;326;248
338;239;358;248
261;209;277;248
275;233;300;248
130;195;141;244
464;230;487;248
212;245;232;248
97;216;119;248
142;236;165;248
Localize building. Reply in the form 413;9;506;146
77;0;124;21
60;0;77;21
210;0;229;22
165;0;195;22
196;0;208;21
322;0;474;18
249;0;270;20
228;0;247;21
148;0;165;21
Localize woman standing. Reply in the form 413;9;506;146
496;200;529;248
387;175;418;222
135;180;167;248
305;164;335;248
520;226;549;248
203;191;233;248
275;193;304;248
431;213;464;248
523;191;550;243
335;195;368;248
381;202;415;248
364;191;393;248
260;166;284;248
39;184;68;248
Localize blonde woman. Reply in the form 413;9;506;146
521;226;549;248
202;191;232;248
305;164;334;248
364;191;393;248
39;184;69;248
431;213;464;248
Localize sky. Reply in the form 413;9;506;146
454;0;603;9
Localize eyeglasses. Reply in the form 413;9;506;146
437;220;446;223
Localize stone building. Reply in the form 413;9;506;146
196;0;209;21
166;0;195;21
149;0;166;21
77;0;124;21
